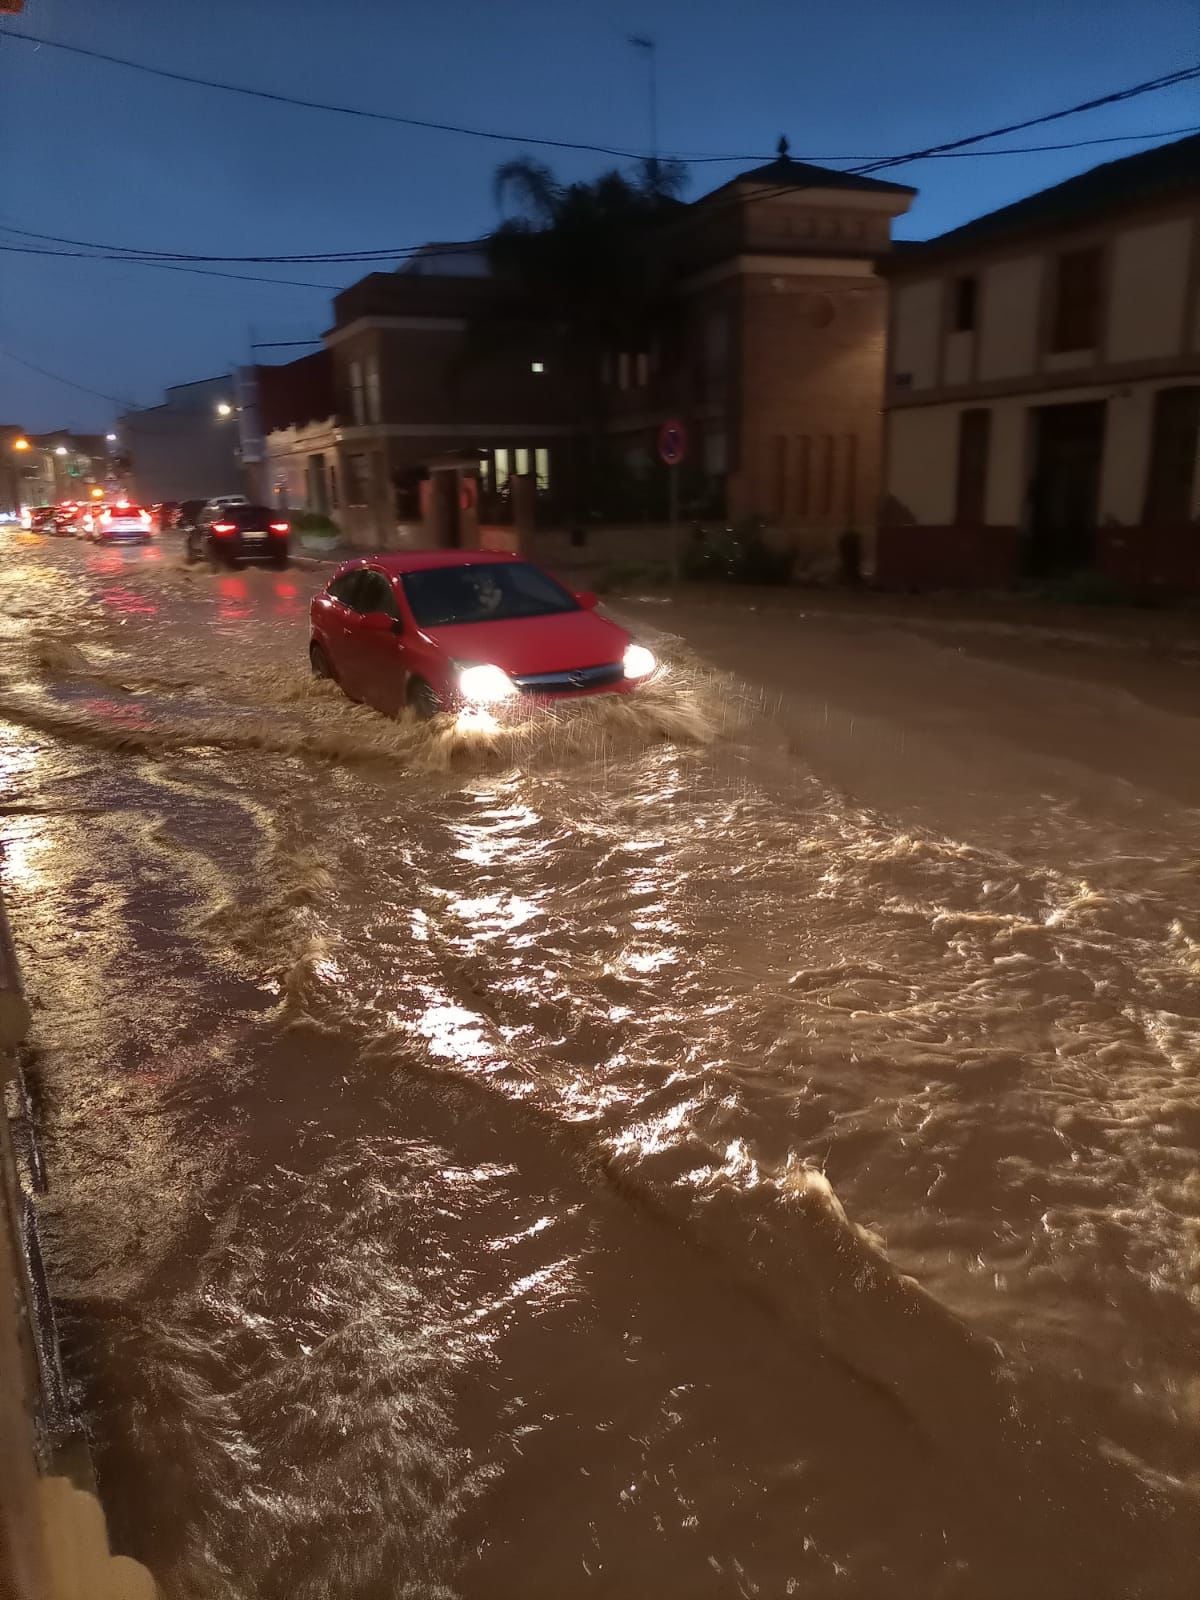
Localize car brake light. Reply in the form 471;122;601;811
269;522;289;533
212;521;236;534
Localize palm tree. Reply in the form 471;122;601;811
482;157;687;517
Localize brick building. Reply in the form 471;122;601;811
264;150;914;549
879;133;1200;590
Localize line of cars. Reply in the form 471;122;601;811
16;495;293;567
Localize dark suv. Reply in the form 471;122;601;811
187;503;290;569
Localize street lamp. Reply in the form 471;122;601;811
12;437;29;452
54;446;68;457
105;433;117;443
216;402;233;418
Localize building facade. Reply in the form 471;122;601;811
121;375;243;505
880;133;1200;589
264;149;914;550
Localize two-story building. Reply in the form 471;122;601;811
879;132;1200;590
264;147;915;551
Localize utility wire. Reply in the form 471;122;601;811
3;115;1198;269
0;24;763;164
0;344;135;407
0;241;342;289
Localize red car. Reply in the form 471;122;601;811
309;550;657;717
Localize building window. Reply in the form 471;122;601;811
795;435;811;517
531;361;545;374
954;408;991;525
703;430;727;477
1142;386;1200;526
349;360;365;424
635;352;649;387
952;276;977;333
1050;246;1102;353
494;448;510;491
618;352;631;390
477;452;491;492
346;453;370;506
772;435;788;519
534;447;550;491
818;436;835;517
515;447;530;476
365;358;382;423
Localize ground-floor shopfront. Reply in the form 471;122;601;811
880;378;1200;589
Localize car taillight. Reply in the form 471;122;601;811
269;522;289;533
212;522;236;534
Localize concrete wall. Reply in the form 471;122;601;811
891;279;942;391
1106;217;1192;363
885;405;958;525
978;257;1042;380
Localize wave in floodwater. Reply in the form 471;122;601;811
5;540;1200;1599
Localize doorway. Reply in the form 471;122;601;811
1025;401;1106;576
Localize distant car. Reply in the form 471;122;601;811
151;500;181;532
50;502;85;536
176;499;208;533
308;550;657;718
27;506;56;533
186;502;289;569
88;501;154;543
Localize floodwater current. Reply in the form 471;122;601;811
1;534;1198;1598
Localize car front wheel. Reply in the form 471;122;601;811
406;677;440;720
309;642;334;680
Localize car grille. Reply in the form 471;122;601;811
511;662;624;695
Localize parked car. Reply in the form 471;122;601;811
186;502;290;569
50;502;84;536
87;501;154;543
309;550;657;718
27;506;56;533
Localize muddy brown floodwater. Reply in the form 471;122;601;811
1;533;1199;1599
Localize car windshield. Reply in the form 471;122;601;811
402;561;579;628
222;505;275;527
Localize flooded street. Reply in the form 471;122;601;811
2;531;1199;1598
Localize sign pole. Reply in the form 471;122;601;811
669;462;680;583
657;417;688;586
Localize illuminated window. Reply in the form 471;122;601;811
535;447;550;490
531;361;545;374
515;447;530;476
478;452;491;492
494;448;510;490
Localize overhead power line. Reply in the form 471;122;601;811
856;64;1200;172
0;344;135;407
0;241;342;289
0;24;762;164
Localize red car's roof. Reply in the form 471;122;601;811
336;548;524;577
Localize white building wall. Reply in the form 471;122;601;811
985;404;1027;526
886;405;958;523
891;280;942;390
977;257;1042;380
1106;218;1192;363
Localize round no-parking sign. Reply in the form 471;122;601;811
657;418;688;467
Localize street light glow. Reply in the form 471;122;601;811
54;446;68;457
106;433;117;442
13;437;30;451
216;402;233;418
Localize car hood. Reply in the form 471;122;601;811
423;609;630;676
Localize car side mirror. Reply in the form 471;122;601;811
577;590;599;610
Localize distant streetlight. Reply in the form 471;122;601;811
106;432;117;442
216;402;233;418
54;446;68;457
12;437;30;451
90;487;105;499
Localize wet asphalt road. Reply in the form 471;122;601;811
2;530;1199;1599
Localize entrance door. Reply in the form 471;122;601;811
1026;401;1106;576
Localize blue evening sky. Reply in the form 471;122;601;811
1;0;1196;430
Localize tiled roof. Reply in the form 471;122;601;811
900;130;1200;263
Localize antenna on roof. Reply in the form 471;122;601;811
777;135;791;160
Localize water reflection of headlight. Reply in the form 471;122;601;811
458;663;517;704
455;707;500;734
623;643;657;680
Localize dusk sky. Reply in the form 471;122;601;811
1;0;1196;432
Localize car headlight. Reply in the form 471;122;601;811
623;643;657;680
458;663;517;704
